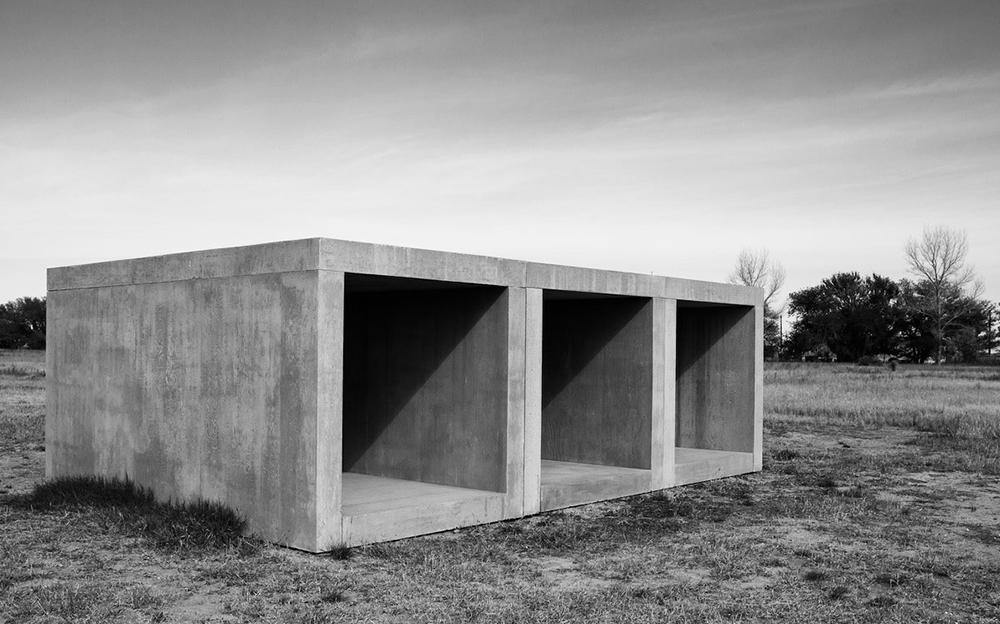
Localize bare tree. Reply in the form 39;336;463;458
728;248;786;312
904;226;984;364
729;248;786;359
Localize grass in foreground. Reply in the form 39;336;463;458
1;357;999;623
8;475;256;553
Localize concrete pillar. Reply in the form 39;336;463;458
316;269;344;549
504;286;527;518
651;298;676;490
753;303;765;471
523;287;543;515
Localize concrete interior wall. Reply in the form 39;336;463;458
342;274;508;493
541;293;653;469
675;303;755;452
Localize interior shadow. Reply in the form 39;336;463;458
675;303;755;452
342;275;507;493
541;293;654;469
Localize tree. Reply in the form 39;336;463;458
785;273;903;362
729;248;786;358
904;226;983;363
0;296;46;349
728;248;785;311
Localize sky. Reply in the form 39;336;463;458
2;0;999;306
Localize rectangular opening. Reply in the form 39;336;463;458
341;274;509;525
675;302;755;485
539;291;653;510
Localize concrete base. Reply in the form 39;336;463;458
540;460;651;511
46;238;763;549
341;473;505;546
674;447;755;486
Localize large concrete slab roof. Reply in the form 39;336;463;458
48;237;761;306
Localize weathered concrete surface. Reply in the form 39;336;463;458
50;238;761;307
651;297;676;490
48;238;763;549
47;239;320;292
539;460;651;511
47;271;325;550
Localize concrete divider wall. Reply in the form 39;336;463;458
47;238;763;550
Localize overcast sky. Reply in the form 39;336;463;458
2;0;999;305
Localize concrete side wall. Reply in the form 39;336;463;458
46;271;324;550
675;305;756;452
541;297;653;469
342;287;509;492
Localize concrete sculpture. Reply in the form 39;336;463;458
46;239;762;550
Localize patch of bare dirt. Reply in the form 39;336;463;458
0;448;44;495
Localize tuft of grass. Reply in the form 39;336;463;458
319;589;348;603
827;586;850;600
874;572;910;587
324;543;354;560
0;364;45;378
803;569;828;582
813;476;838;489
355;542;393;559
8;475;254;552
772;449;801;461
867;595;897;608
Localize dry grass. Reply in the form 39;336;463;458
767;362;1000;474
2;351;999;623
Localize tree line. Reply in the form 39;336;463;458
731;227;998;364
2;227;996;362
0;296;46;349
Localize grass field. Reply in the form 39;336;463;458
2;350;999;623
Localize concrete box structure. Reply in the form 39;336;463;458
47;239;763;551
